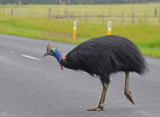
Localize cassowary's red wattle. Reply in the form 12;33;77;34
43;35;146;111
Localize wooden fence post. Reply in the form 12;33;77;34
64;8;67;18
159;14;160;26
94;11;96;23
132;8;135;24
58;10;60;19
68;12;70;21
11;8;14;16
73;12;75;21
102;12;104;24
155;7;157;17
85;12;88;24
111;13;114;24
48;8;52;19
159;9;160;26
144;10;147;24
121;11;124;26
79;11;82;23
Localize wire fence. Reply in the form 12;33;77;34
0;7;160;25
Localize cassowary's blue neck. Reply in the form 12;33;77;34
51;47;67;70
52;47;62;63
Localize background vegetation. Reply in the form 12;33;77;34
0;0;160;4
0;4;160;57
0;4;160;25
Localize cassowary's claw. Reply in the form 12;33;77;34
124;90;135;105
87;107;102;111
87;104;105;111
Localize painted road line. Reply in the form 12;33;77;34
22;55;41;61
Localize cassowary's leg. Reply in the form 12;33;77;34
87;83;108;111
124;72;135;105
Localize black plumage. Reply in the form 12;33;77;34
61;35;146;84
43;35;146;111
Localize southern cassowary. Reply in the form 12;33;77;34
43;35;146;111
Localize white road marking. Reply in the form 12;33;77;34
22;55;41;61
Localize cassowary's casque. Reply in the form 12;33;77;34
43;35;146;111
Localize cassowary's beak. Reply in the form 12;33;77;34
43;52;48;57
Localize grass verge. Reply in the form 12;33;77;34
0;16;159;57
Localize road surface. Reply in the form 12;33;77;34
0;34;160;117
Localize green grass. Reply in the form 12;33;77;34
0;15;159;57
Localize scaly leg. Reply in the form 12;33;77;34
87;83;108;111
124;72;135;105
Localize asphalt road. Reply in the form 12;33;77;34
0;34;160;117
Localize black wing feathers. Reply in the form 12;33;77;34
61;35;146;82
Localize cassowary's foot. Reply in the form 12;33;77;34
87;104;105;111
124;90;135;105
